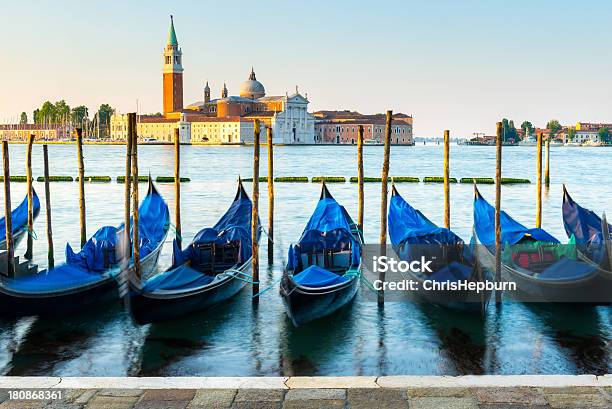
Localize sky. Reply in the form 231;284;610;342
1;0;611;137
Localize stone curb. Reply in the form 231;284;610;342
0;375;609;390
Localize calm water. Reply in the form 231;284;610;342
0;144;609;376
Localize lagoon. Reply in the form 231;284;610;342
0;144;609;376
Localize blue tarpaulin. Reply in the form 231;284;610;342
3;264;107;293
474;189;559;246
66;184;169;271
142;264;214;292
144;181;254;293
562;187;611;245
0;190;40;238
2;183;169;294
293;265;349;287
388;190;465;247
287;187;360;275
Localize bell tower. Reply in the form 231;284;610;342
163;15;183;115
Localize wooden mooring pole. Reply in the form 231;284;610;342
131;116;140;282
252;120;260;298
357;125;364;232
267;127;274;265
544;139;550;188
76;128;86;248
536;132;542;228
443;130;450;229
494;122;503;305
2;141;15;277
43;145;54;270
124;113;134;265
379;110;392;305
174;127;182;249
24;133;34;260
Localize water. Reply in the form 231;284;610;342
0;144;610;376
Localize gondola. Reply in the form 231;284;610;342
0;190;41;250
388;185;490;312
129;179;258;325
473;187;611;303
562;186;612;278
0;180;169;317
280;183;362;327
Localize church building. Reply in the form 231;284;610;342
111;16;315;144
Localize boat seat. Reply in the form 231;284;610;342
300;249;352;271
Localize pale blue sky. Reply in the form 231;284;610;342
2;0;611;137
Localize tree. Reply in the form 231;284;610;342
546;119;562;135
38;101;55;124
97;104;114;137
520;121;534;137
33;109;40;124
501;118;518;142
567;128;576;141
71;105;89;126
54;100;70;124
598;127;610;143
19;112;27;124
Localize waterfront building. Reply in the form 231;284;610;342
0;124;70;141
313;111;414;144
111;16;315;144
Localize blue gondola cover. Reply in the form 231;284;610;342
474;190;559;246
0;189;41;237
563;188;611;245
3;185;169;293
144;181;255;293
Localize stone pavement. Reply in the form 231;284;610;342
0;386;611;409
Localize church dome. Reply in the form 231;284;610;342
239;68;265;99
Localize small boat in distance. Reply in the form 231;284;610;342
0;181;169;317
0;190;41;250
388;186;490;312
280;183;362;326
129;179;259;324
518;135;538;146
473;187;611;303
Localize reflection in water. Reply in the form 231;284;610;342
418;304;488;374
5;305;121;375
280;300;357;376
135;296;242;376
527;304;610;375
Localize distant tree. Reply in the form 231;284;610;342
501;118;518;142
598;127;610;143
38;101;54;124
567;128;576;141
19;112;27;124
54;100;70;124
546;119;562;135
520;121;534;137
71;105;89;126
97;104;114;137
32;109;40;124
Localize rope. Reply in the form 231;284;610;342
168;223;183;242
252;275;283;298
27;228;38;240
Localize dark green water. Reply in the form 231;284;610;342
0;144;609;375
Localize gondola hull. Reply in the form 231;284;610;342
0;227;27;251
0;237;165;317
399;268;490;312
280;272;359;327
129;259;251;325
475;242;611;304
